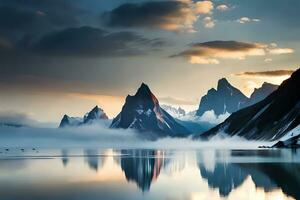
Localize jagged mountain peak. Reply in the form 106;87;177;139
83;105;108;123
59;105;108;128
134;83;158;102
249;82;279;104
196;78;248;116
217;78;231;89
111;84;190;137
137;82;151;94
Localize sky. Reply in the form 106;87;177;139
0;0;299;123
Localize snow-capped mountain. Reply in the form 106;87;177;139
83;106;108;124
196;68;300;141
59;115;82;128
110;83;190;137
59;106;108;128
196;78;278;117
161;105;186;118
196;78;249;117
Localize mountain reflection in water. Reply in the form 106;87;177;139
0;148;299;200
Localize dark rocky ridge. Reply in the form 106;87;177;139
195;68;300;141
196;78;278;117
110;83;190;137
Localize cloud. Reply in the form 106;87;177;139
0;111;52;128
203;16;215;28
268;48;294;55
172;40;266;64
216;4;229;11
172;41;294;64
159;96;197;105
178;110;230;125
237;17;260;24
233;69;295;78
198;110;230;125
0;0;80;39
102;0;214;32
0;124;264;149
264;58;272;62
33;26;165;57
243;81;260;93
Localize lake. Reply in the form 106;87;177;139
0;148;299;200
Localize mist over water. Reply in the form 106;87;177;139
0;122;268;149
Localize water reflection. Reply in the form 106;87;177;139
0;149;299;200
120;150;165;191
61;149;69;167
84;149;101;171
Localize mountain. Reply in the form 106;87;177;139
196;68;300;141
196;78;249;116
83;106;108;124
248;82;278;105
161;105;186;118
110;83;190;137
160;105;216;134
59;115;82;128
59;106;108;128
272;124;300;148
196;79;278;117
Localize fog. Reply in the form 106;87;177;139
0;122;270;149
179;110;230;125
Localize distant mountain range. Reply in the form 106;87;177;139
110;83;191;137
196;78;278;116
59;106;108;127
55;69;299;144
161;105;186;119
196;68;300;141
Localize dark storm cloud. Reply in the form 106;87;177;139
174;41;263;58
33;26;165;57
171;40;293;64
192;41;259;51
0;0;81;39
102;1;185;27
170;40;266;64
102;0;214;32
234;70;295;77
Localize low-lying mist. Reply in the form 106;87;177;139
0;122;269;149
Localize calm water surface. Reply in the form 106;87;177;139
0;148;299;200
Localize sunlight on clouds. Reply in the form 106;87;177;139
189;56;219;64
174;41;294;65
237;17;260;24
175;0;214;32
268;48;294;55
203;16;215;28
216;4;229;11
194;0;214;14
243;80;260;96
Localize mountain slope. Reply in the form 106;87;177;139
196;78;249;116
196;68;300;141
110;83;190;137
59;106;108;128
